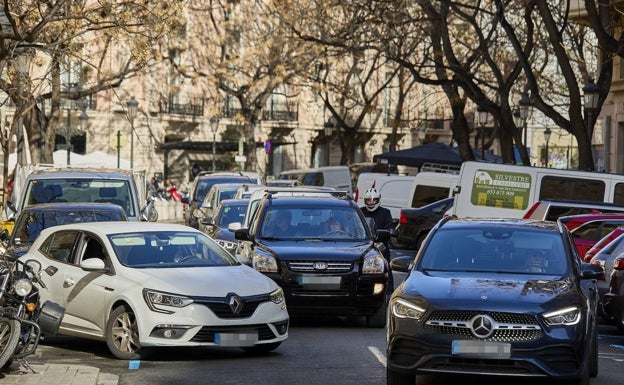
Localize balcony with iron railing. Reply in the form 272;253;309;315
160;96;204;117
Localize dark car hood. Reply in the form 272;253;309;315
403;271;576;308
258;240;374;260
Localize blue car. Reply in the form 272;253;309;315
387;218;603;385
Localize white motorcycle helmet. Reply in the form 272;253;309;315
363;188;381;212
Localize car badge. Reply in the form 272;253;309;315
313;262;329;271
481;295;488;300
227;294;244;314
469;314;495;339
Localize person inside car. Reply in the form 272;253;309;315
263;210;294;237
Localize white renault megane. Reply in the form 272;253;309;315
18;222;288;359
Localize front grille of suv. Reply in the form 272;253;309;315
287;260;353;273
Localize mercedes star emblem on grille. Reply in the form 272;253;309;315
469;314;495;338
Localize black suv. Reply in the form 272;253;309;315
186;172;252;228
234;193;391;327
387;217;602;385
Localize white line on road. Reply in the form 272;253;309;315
369;346;386;367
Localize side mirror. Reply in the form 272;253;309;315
80;258;110;272
390;256;413;273
200;216;214;225
0;229;9;242
376;229;391;243
228;222;242;232
234;228;252;242
581;262;603;280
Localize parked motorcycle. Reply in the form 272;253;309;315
0;254;65;369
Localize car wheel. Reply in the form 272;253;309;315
589;325;598;378
366;298;387;328
241;342;282;354
614;313;624;334
386;366;415;385
106;305;143;360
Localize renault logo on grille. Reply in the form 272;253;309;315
313;262;329;271
227;294;244;314
469;314;495;338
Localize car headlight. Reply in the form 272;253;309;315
14;278;33;297
362;254;385;274
542;306;581;326
269;287;285;304
253;253;278;273
143;289;194;314
391;298;426;320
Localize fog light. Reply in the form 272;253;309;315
373;283;385;295
150;325;192;339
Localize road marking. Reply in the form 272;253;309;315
369;346;386;367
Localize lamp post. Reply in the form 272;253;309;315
583;78;601;137
14;47;34;168
543;127;552;167
476;106;490;161
127;97;138;169
519;92;532;147
324;119;334;166
210;116;220;172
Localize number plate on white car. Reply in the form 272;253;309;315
215;332;258;347
451;340;511;359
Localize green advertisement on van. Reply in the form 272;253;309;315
470;169;532;210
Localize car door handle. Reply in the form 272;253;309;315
64;277;75;286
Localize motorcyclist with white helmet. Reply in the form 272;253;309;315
360;186;395;289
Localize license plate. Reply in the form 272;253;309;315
298;275;341;287
214;332;258;347
451;340;511;359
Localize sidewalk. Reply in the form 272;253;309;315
0;363;119;385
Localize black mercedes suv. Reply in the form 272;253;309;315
234;193;391;327
386;217;603;385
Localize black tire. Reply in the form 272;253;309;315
0;317;20;369
366;299;387;328
241;342;282;354
106;305;143;360
389;236;409;250
148;206;159;222
589;326;598;378
386;366;415;385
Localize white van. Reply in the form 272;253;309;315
451;161;624;219
355;163;459;219
278;166;352;193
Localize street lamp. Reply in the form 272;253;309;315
14;47;34;168
519;92;532;146
210;116;220;172
127;96;138;169
543;127;552;167
583;78;601;137
476;106;490;161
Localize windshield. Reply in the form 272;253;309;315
258;206;368;241
24;179;135;216
11;208;126;247
419;227;568;275
110;231;238;268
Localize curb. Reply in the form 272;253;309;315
0;363;119;385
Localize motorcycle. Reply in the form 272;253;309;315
0;254;65;369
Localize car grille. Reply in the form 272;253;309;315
193;293;270;319
287;260;353;273
425;310;543;342
190;323;282;342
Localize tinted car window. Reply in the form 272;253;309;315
11;208;126;247
420;226;567;275
39;230;80;263
539;176;605;203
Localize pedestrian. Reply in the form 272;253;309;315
360;186;395;289
148;177;160;196
165;179;182;201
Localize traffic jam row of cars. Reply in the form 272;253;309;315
5;164;624;385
